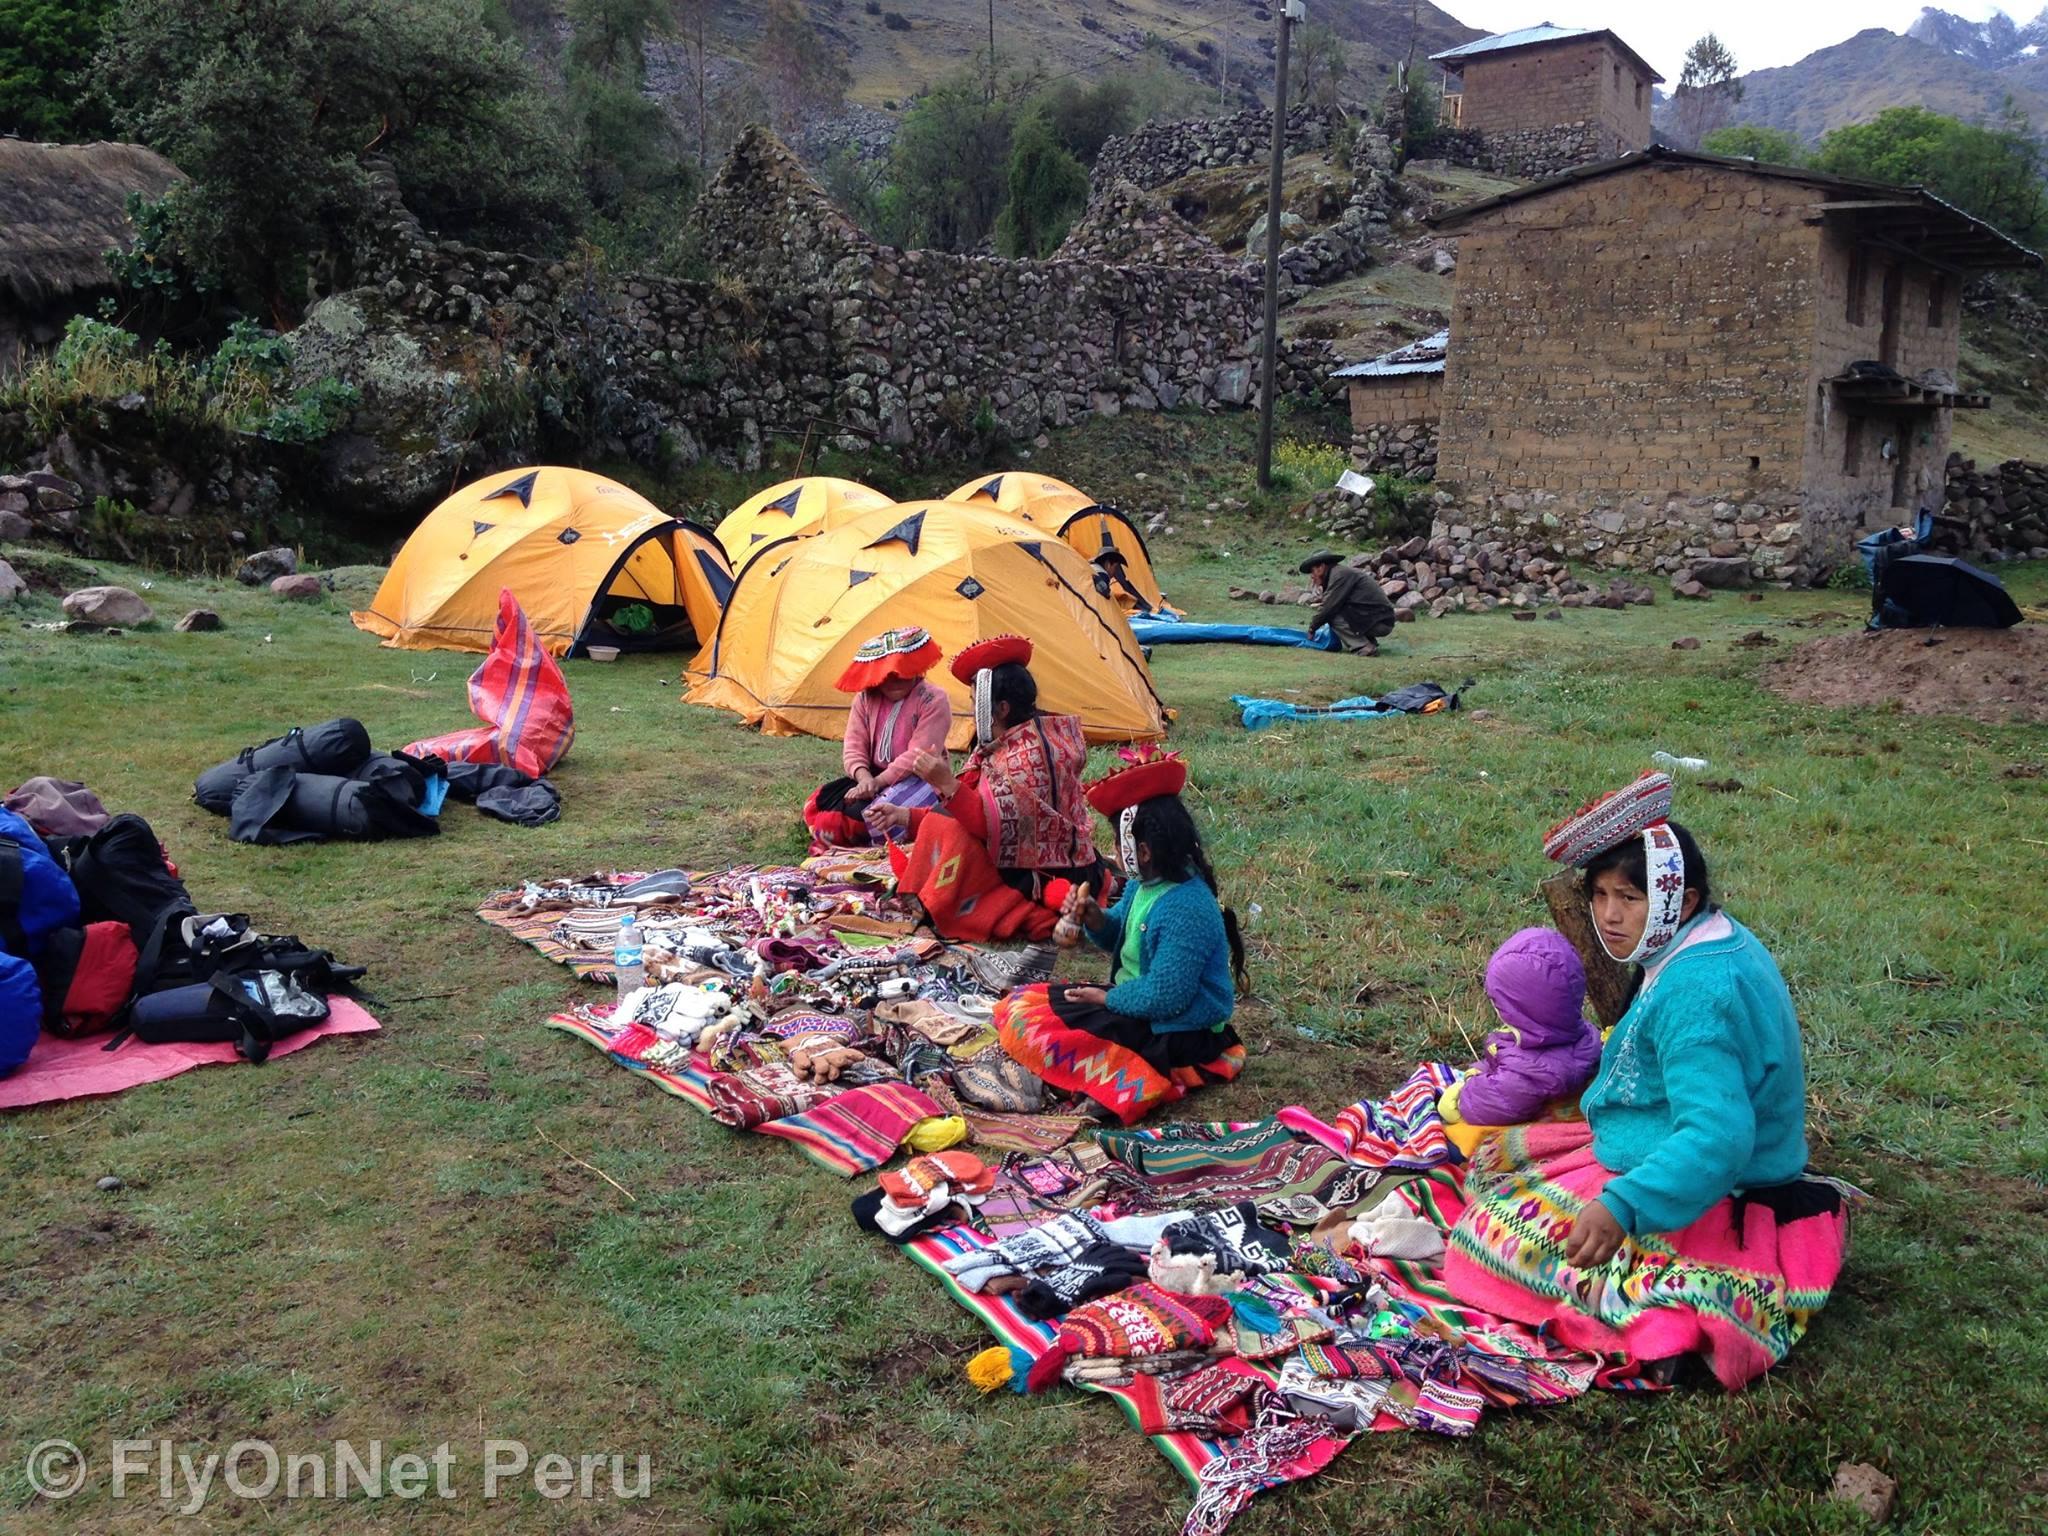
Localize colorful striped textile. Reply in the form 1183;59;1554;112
408;589;575;777
1443;1121;1852;1390
1094;1119;1296;1179
545;1011;716;1111
1276;1062;1462;1171
755;1081;946;1176
902;1224;1284;1487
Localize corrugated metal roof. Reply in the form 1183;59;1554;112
1332;328;1449;379
1431;23;1589;62
1429;23;1664;83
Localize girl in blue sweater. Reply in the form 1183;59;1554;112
994;751;1246;1126
1446;774;1853;1390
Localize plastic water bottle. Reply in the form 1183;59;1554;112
1651;751;1710;774
614;912;646;995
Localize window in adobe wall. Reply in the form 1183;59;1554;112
1927;272;1948;328
1635;80;1643;109
1843;417;1862;475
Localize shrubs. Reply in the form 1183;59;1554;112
1269;437;1347;494
3;315;357;447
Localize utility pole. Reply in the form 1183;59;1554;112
1255;0;1300;490
987;0;996;101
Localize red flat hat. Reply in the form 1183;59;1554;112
833;626;942;693
949;633;1032;684
1085;749;1187;817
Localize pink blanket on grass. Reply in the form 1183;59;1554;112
0;997;381;1110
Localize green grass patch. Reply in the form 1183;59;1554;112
1;528;2044;1531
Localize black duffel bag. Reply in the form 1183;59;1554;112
194;718;373;814
109;934;366;1062
227;765;440;846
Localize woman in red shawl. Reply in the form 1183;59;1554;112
869;635;1107;945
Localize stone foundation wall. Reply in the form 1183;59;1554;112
1429;488;1815;587
1095;106;1337;191
1944;457;2048;560
1351;419;1439;481
1433;122;1609;180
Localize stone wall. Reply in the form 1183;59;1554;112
1350;418;1439;482
1943;456;2048;560
1430;488;1814;587
1094;106;1337;191
1055;180;1231;267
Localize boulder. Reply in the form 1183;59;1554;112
1671;636;1701;650
0;509;29;543
61;585;153;626
1828;1464;1897;1524
174;608;223;632
271;573;325;599
0;559;25;605
237;546;297;585
1691;555;1752;590
1243;209;1308;250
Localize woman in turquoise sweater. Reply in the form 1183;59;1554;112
995;751;1247;1126
1446;775;1854;1390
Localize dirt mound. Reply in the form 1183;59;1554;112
1763;624;2048;724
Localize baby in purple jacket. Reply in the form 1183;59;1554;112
1439;927;1601;1131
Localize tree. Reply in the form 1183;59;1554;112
0;0;117;139
760;0;850;138
1025;76;1137;166
567;0;673;83
1668;33;1743;149
1291;23;1349;110
883;72;1015;250
94;0;581;314
995;116;1088;257
1815;101;2047;246
1699;124;1803;165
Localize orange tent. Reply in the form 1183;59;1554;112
353;467;731;656
686;501;1166;747
712;476;892;563
948;472;1170;611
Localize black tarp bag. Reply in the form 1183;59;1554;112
226;762;440;846
193;719;374;813
107;932;365;1061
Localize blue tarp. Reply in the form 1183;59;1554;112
1232;693;1402;731
1130;618;1342;650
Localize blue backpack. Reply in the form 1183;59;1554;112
0;806;83;1073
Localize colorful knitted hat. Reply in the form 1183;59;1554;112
969;1283;1277;1395
1544;771;1686;964
834;626;941;693
879;1150;993;1209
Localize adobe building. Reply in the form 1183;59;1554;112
1333;328;1446;430
1430;147;2038;584
1432;24;1661;181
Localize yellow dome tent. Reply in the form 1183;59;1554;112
948;472;1170;611
686;501;1167;748
712;476;893;563
353;467;733;656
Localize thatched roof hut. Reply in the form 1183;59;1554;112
0;139;183;310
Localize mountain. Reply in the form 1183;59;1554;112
1667;25;2048;144
1905;6;2048;69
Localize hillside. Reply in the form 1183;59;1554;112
636;0;1479;127
1665;26;2048;144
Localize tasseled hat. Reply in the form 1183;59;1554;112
1543;769;1686;964
834;626;941;693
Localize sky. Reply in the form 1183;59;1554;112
1443;0;2018;80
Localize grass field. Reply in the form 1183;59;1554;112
3;505;2046;1532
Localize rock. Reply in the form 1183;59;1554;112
1243;209;1309;250
61;585;153;626
271;573;324;599
1829;1463;1896;1523
0;559;24;605
1671;636;1701;650
237;546;297;585
1733;630;1777;649
0;507;29;542
1430;246;1457;275
1671;579;1710;600
174;608;223;632
1541;609;1563;620
97;1175;124;1192
1511;610;1537;622
1691;555;1752;590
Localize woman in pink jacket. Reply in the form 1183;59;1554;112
802;628;954;850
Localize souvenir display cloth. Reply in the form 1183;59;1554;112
755;1081;946;1176
891;812;1061;943
0;997;381;1111
1444;1120;1853;1390
1097;1119;1296;1179
922;1080;1090;1157
1276;1062;1462;1170
996;983;1245;1127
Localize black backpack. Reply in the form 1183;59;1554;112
106;925;366;1062
55;814;199;992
